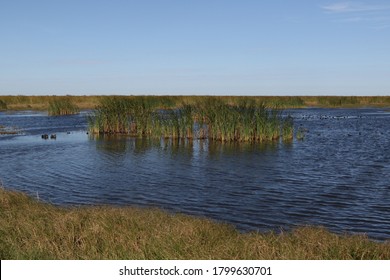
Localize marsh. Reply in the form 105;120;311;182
1;107;389;240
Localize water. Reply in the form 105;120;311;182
1;108;390;240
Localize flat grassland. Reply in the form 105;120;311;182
1;188;389;260
1;95;390;111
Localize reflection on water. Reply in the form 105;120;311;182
1;108;390;240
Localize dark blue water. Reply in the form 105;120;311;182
1;108;390;240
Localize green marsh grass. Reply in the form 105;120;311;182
1;187;389;260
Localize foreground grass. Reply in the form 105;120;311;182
0;188;389;260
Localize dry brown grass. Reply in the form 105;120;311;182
1;188;389;260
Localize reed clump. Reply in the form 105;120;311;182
1;187;389;260
88;97;294;142
48;98;80;116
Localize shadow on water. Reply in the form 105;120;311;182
90;133;283;159
91;134;162;155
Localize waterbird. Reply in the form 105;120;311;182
50;134;56;139
41;134;48;139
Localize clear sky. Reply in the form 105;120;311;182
0;0;389;95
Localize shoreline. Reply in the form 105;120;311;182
1;187;389;260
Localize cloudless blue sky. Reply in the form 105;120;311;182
0;0;389;95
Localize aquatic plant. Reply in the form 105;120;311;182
48;98;79;116
282;116;294;141
296;127;306;141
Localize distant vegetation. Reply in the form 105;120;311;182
48;98;79;116
1;95;390;111
0;187;389;260
88;96;294;142
0;95;103;111
301;96;390;107
0;100;7;110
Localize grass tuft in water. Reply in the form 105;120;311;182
296;127;306;141
282;116;294;141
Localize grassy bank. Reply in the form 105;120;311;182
0;188;389;260
1;95;390;111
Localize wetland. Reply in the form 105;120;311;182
1;102;390;241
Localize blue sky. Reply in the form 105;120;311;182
0;0;389;95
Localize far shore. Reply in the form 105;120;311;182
1;95;390;112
